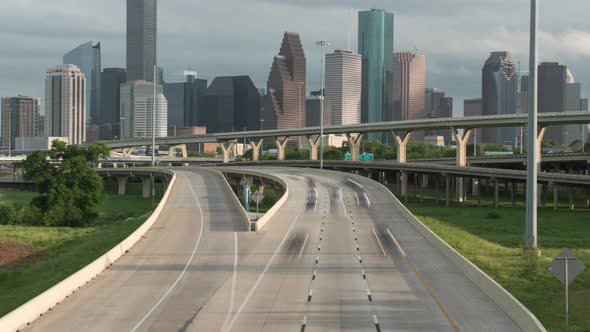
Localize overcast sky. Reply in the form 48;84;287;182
1;0;590;115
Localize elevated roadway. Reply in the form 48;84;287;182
23;167;524;331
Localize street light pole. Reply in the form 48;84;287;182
298;82;303;150
152;65;156;167
316;40;329;169
8;109;11;157
525;0;539;253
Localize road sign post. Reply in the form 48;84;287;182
548;249;585;330
240;177;253;212
250;191;264;220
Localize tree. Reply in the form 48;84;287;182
23;141;109;227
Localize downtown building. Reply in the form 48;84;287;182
201;76;260;133
98;68;127;140
1;96;40;150
120;80;166;139
127;0;157;82
44;65;86;144
393;52;426;142
464;98;483;144
481;52;519;146
425;88;453;144
262;32;306;140
164;71;207;129
537;62;572;146
63;41;101;125
325;50;362;126
358;9;394;142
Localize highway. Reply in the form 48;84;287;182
24;167;520;331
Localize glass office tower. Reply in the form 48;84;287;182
358;9;394;142
127;0;157;82
63;41;101;124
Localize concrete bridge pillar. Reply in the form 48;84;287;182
307;135;321;161
122;148;133;158
452;127;473;203
141;176;152;198
219;141;235;164
346;133;364;161
554;183;559;210
493;178;499;209
569;187;575;210
275;136;290;161
168;144;188;158
249;138;264;161
392;130;413;164
401;172;409;202
535;127;548;169
115;176;129;196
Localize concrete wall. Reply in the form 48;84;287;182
0;170;177;332
350;173;547;332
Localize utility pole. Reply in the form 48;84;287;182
316;40;329;169
525;0;539;253
152;65;156;167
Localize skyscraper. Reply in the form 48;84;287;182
134;94;167;138
1;96;39;150
481;51;519;145
63;41;101;124
358;9;394;141
164;71;207;128
325;49;362;126
201;76;260;133
464;98;482;144
538;62;568;145
127;0;157;82
425;88;453;144
119;80;164;139
262;32;306;135
45;65;86;144
99;68;127;140
393;52;426;121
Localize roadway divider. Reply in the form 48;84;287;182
348;173;547;332
0;170;177;332
214;167;289;232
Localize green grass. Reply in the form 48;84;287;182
406;203;590;332
0;188;160;317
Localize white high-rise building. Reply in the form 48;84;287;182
134;94;167;138
325;49;362;126
44;64;86;144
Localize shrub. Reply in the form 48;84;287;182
486;211;501;220
0;203;18;225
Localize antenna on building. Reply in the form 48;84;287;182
347;8;352;51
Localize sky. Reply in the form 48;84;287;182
1;0;590;115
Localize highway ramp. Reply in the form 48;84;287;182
23;167;521;331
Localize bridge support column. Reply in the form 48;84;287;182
401;172;409;202
122;148;133;158
511;182;516;208
115;176;129;196
168;144;188;158
493;178;499;209
569;187;575;210
249;138;264;161
346;133;364;161
378;171;386;185
141;176;152;198
554;184;559;210
307;135;321;161
445;175;451;207
586;188;590;209
393;130;413;164
220;141;235;164
275;136;290;161
452;127;473;203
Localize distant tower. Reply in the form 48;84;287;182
119;80;165;139
1;96;40;150
538;62;568;145
45;65;86;144
481;51;519;145
358;9;394;141
63;41;101;124
325;49;362;126
393;52;426;121
262;32;306;135
127;0;157;82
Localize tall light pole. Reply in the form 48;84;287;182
152;65;156;167
525;0;539;253
298;81;304;150
7;109;11;157
316;40;329;169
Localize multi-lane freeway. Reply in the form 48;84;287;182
24;167;520;331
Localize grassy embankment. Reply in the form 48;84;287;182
0;182;164;317
403;193;590;331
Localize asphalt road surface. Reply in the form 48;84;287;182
24;167;520;332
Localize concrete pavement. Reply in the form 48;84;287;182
22;167;521;331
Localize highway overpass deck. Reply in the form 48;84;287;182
23;167;523;331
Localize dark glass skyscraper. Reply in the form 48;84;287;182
202;76;260;133
63;41;101;124
98;68;127;140
358;9;394;141
538;62;568;145
481;51;519;145
164;72;207;128
262;32;306;134
127;0;157;82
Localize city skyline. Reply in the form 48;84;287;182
1;0;590;117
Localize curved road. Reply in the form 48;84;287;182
24;167;520;331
